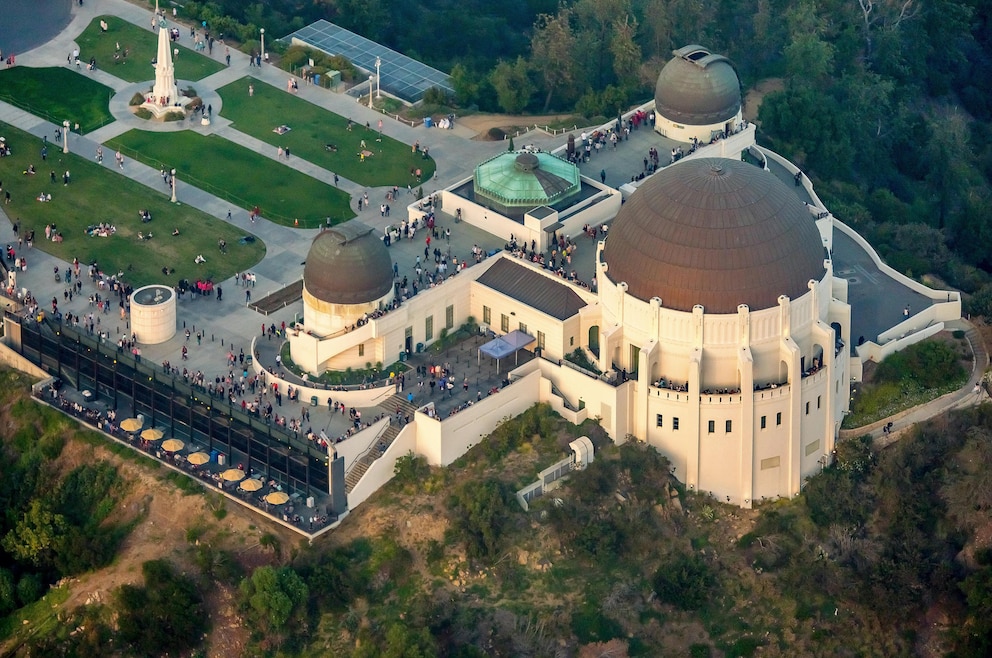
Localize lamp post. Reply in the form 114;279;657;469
368;75;374;108
62;120;70;154
170;168;177;203
375;56;381;99
260;28;265;64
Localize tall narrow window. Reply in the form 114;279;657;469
483;306;491;325
500;314;509;332
425;316;433;341
445;305;454;329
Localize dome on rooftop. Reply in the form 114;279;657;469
303;222;393;305
602;158;827;314
654;45;741;127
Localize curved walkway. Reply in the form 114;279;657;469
840;318;990;448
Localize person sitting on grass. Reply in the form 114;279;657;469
172;227;180;236
23;164;35;175
194;254;206;264
36;192;51;202
137;231;153;241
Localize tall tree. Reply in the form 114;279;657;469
490;58;535;114
611;14;643;87
530;9;578;112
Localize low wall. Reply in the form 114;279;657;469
250;336;396;408
347;422;418;509
857;323;945;366
415;368;543;465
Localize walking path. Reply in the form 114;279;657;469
0;0;984;466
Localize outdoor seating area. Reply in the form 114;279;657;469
38;381;336;535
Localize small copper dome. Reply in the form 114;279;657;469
303;222;393;304
655;45;741;126
602;158;827;313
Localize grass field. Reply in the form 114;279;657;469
106;129;354;227
0;68;115;134
217;77;436;187
0;122;265;287
75;15;226;83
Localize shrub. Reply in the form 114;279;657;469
652;552;716;611
129;92;145;106
134;108;152;120
164;111;185;122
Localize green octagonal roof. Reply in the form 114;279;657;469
474;151;581;207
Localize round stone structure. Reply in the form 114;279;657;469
602;157;826;314
301;222;395;338
654;45;742;143
473;151;581;216
129;285;177;345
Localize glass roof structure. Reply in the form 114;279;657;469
282;20;453;103
474;152;582;207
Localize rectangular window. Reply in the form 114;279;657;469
537;331;546;350
425;315;433;341
673;417;680;430
656;414;663;428
500;314;509;333
776;412;782;426
358;344;364;357
726;420;732;433
708;420;715;433
445;305;454;330
817;395;821;409
760;415;767;429
483;305;491;325
570;336;574;346
805;401;810;415
519;322;527;334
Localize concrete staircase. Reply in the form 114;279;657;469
343;392;421;493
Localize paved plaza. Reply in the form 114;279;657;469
0;0;981;519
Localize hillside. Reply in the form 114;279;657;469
4;380;991;656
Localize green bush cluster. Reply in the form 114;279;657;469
280;45;358;84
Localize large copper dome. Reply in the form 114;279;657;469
602;158;826;314
303;222;393;304
654;45;741;126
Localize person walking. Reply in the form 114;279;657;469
245;289;251;305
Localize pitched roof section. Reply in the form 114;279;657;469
477;258;586;321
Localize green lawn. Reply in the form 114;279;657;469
0;68;114;133
106;129;354;227
217;77;436;187
0;122;265;287
75;15;226;83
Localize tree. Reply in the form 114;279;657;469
239;565;309;632
530;9;578;112
610;15;642;87
448;478;509;560
2;500;67;571
116;559;206;656
490;58;534;114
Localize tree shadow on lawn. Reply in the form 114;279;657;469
0;122;265;287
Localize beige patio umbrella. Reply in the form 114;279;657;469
221;468;246;482
161;438;185;452
239;478;263;492
120;418;142;432
187;452;210;466
141;428;164;441
265;491;290;505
